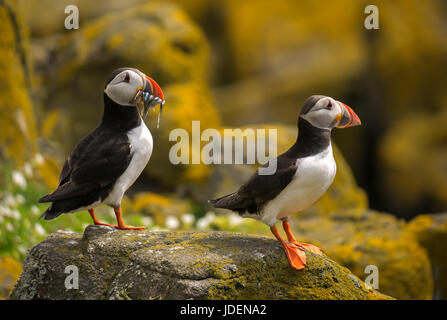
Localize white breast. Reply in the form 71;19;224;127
104;122;153;208
259;144;336;226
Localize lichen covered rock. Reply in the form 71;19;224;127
0;257;22;299
0;0;37;164
10;226;391;300
406;213;447;299
289;209;433;300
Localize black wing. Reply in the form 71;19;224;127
210;155;299;214
39;125;132;203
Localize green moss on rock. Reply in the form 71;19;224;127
10;226;391;300
406;213;447;299
0;0;37;164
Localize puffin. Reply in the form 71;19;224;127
39;67;165;230
209;95;361;270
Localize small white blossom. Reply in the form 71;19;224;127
181;213;195;225
31;205;40;216
228;213;244;226
15;194;25;205
34;223;46;236
5;223;13;232
34;153;44;165
11;209;21;220
12;171;27;188
140;216;153;226
23;163;33;178
4;194;17;207
17;245;27;255
196;211;216;229
0;206;12;217
165;216;180;229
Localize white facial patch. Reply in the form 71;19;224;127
104;70;144;106
300;97;343;130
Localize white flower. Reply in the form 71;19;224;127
5;223;13;232
4;194;17;207
34;223;46;236
165;216;180;229
31;205;40;216
228;213;244;226
11;209;21;220
23;163;33;178
15;194;25;205
34;153;44;165
140;216;153;226
12;171;27;189
0;205;11;217
196;211;216;229
17;245;27;255
181;213;195;225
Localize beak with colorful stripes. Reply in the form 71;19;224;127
336;101;361;128
133;74;166;128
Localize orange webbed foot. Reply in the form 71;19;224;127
114;225;145;230
113;208;145;230
282;241;307;270
292;242;323;255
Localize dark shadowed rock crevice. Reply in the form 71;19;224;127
10;226;391;300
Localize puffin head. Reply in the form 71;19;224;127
104;67;165;126
299;95;361;131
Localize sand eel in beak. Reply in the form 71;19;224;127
39;67;165;230
209;95;361;270
133;73;165;127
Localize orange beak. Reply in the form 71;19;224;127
140;74;165;127
336;102;361;128
145;75;165;102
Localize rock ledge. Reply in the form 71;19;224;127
10;226;391;300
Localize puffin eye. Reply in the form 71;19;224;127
325;102;332;110
123;72;130;83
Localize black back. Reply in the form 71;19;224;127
39;92;142;219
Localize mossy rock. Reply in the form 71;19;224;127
0;0;37;164
202;208;434;300
0;256;22;299
10;226;391;300
406;213;447;299
288;209;433;300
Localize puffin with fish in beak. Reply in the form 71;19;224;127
39;67;165;230
210;95;361;269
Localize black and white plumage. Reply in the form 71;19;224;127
39;67;165;230
210;95;361;270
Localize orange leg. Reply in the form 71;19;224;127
271;225;307;270
88;209;115;227
114;207;145;230
282;220;322;255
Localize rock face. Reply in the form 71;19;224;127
0;257;22;299
0;0;37;164
10;226;391;300
407;213;447;299
290;209;434;300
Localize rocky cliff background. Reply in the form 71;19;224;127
1;0;446;299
